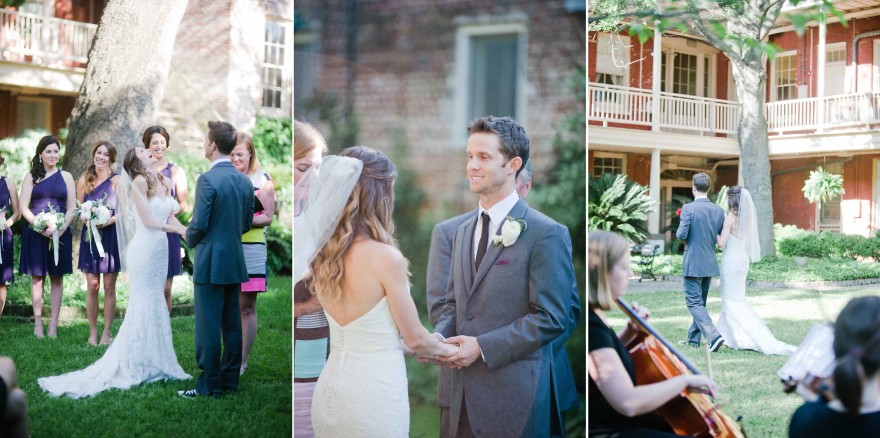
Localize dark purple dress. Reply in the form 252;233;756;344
78;175;121;274
0;177;13;283
20;172;73;276
160;163;182;277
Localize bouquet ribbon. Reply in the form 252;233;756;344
52;231;60;266
89;222;106;258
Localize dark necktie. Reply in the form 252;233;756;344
475;212;490;268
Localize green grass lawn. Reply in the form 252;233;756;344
609;285;876;437
0;276;292;437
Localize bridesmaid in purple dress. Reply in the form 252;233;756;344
0;151;22;319
76;141;121;345
143;126;189;313
19;136;76;338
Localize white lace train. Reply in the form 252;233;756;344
38;196;190;398
717;235;796;356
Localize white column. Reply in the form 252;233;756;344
652;26;662;132
817;17;827;133
649;148;661;234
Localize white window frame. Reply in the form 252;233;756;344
771;50;798;102
15;95;51;135
658;38;717;99
452;22;527;148
592;151;627;176
260;16;293;117
817;162;843;232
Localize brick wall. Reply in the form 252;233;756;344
298;0;585;214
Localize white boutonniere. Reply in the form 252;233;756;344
492;216;527;247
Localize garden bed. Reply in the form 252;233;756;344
631;254;880;282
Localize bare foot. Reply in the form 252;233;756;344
99;334;112;346
48;324;57;339
88;334;98;345
34;325;45;339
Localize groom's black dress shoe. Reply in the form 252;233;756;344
709;336;725;352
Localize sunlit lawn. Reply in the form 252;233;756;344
610;284;875;437
0;277;292;437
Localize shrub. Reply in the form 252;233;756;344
0;130;54;186
266;222;292;276
588;173;654;243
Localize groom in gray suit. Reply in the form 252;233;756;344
179;121;255;397
427;162;580;437
433;116;574;437
676;172;725;352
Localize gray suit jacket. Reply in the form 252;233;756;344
426;210;473;409
185;161;254;285
434;199;573;437
676;197;724;278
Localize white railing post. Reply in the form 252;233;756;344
817;15;827;133
652;26;662;132
649;148;661;235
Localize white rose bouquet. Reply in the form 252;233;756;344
31;204;66;265
76;196;112;258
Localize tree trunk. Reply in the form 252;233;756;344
64;0;189;179
731;58;776;257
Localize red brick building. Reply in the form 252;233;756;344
589;0;880;247
1;0;292;151
296;0;586;212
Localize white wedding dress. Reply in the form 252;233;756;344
716;234;796;356
38;196;191;398
311;296;409;437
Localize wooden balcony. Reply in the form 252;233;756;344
588;83;741;136
766;92;880;134
0;8;97;69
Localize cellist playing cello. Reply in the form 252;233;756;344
589;231;717;437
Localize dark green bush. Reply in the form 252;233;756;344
778;230;880;261
266;222;292;276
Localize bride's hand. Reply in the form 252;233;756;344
435;341;460;359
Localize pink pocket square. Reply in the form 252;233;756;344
495;259;510;265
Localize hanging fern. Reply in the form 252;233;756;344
802;167;844;204
588;173;655;243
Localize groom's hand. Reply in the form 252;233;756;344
443;335;481;368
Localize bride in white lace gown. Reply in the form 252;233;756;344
38;147;190;398
716;186;795;356
302;148;458;437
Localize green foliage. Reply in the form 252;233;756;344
588;173;655;243
302;92;360;152
388;128;430;315
660;193;692;254
531;65;586;262
266;221;292;276
1;0;25;7
0;130;54;185
802;166;844;204
252;116;292;165
778;230;880;261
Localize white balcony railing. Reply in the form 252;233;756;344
765;93;880;133
0;9;97;67
588;83;741;135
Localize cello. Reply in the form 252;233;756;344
616;297;747;438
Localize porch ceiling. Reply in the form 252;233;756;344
0;62;82;95
589;126;741;158
768;130;880;156
775;0;880;29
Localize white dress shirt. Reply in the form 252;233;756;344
473;189;520;262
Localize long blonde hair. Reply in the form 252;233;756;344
309;146;399;300
588;231;630;311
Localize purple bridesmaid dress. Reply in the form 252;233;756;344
78;175;121;274
0;177;13;283
160;163;182;277
19;172;73;276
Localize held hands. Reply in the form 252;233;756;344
439;335;481;369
